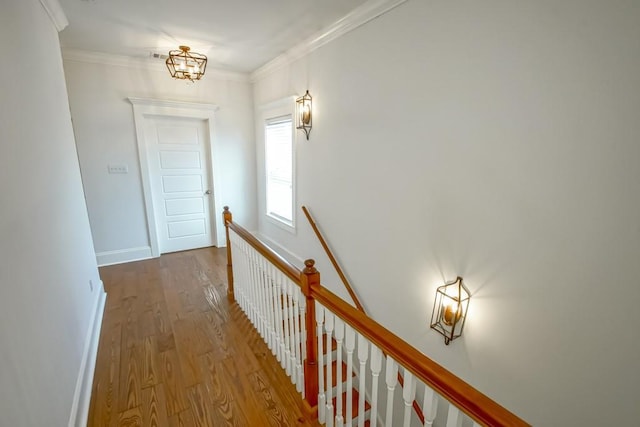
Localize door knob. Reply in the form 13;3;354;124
205;190;212;195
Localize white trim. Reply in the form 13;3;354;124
263;103;297;234
258;95;297;111
251;0;408;82
265;214;297;235
39;0;68;32
255;232;305;267
128;97;224;256
68;281;106;427
62;49;250;82
96;246;153;267
128;97;220;112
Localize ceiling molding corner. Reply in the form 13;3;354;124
62;48;250;83
39;0;69;32
250;0;408;82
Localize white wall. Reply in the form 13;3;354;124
0;1;102;425
253;0;640;425
63;57;256;264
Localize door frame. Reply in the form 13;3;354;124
129;97;223;257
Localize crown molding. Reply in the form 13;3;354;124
128;97;219;112
250;0;408;82
39;0;68;32
62;48;250;83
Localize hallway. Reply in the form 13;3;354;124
89;247;318;426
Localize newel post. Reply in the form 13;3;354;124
223;206;234;301
301;259;320;418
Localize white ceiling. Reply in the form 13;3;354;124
58;0;371;73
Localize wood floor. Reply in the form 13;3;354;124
89;247;320;427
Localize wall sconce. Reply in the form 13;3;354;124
296;90;312;140
166;46;207;82
430;276;470;345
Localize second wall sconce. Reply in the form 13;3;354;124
430;276;470;345
296;90;312;140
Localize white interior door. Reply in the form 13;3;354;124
145;116;215;254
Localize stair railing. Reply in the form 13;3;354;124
223;207;320;418
223;207;529;426
302;205;426;423
301;205;365;313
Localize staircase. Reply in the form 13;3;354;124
321;333;371;426
223;206;530;427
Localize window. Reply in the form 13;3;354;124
265;115;294;227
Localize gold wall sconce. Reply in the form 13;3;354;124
296;90;312;140
166;46;207;82
430;276;470;345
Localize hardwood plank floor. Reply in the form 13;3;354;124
89;247;319;427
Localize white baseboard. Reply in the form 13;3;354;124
96;246;153;266
68;280;107;427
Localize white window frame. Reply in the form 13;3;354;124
264;112;296;232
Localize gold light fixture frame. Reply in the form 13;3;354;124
166;46;207;82
430;276;470;345
296;90;312;140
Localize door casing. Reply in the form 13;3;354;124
129;97;223;257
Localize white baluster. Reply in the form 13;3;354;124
370;345;382;427
385;357;398;427
236;237;247;314
298;295;306;395
249;249;258;326
472;422;482;427
357;334;369;427
264;261;274;352
252;250;259;327
334;317;345;427
271;264;280;362
287;280;296;378
231;235;241;308
422;384;438;425
275;271;285;367
324;308;335;427
446;405;463;427
344;325;355;424
245;242;252;312
293;287;302;391
240;238;248;309
257;256;266;339
316;302;326;424
260;257;269;340
402;370;417;427
282;277;293;376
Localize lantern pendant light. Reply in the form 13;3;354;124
166;46;207;82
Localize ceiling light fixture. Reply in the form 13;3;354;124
166;46;207;82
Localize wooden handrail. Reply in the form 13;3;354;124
301;206;365;313
225;213;301;284
312;284;530;427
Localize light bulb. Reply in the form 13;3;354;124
441;298;461;326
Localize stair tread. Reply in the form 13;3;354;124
322;334;338;354
331;387;371;420
323;360;354;385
